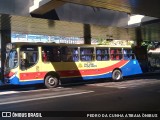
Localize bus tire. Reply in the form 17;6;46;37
44;75;59;88
112;69;122;81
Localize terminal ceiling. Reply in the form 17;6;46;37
60;0;160;18
0;15;136;40
30;0;160;41
32;0;160;18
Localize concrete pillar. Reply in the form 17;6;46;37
0;14;11;82
83;24;91;44
135;27;143;46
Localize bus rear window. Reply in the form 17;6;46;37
123;49;135;60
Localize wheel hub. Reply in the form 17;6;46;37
115;72;120;80
48;78;55;85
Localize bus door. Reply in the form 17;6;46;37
19;45;40;82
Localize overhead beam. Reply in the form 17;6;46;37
30;0;66;15
59;0;131;14
58;0;160;18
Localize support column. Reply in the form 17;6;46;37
0;14;11;82
135;26;143;46
83;24;91;44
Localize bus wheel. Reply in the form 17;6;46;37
112;69;122;81
45;75;59;88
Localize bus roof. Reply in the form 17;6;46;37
11;42;132;48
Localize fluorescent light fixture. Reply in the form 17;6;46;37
29;0;42;12
128;15;144;25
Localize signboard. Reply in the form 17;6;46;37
11;33;84;44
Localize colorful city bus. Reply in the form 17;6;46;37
2;42;142;88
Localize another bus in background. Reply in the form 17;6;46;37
148;46;160;71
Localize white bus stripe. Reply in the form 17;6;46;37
0;91;94;105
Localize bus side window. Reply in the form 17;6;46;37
20;45;38;70
31;52;37;63
96;49;101;60
61;47;67;61
115;49;122;60
123;49;128;59
51;47;61;62
123;49;134;60
115;49;120;60
110;49;122;60
129;50;135;60
73;55;79;61
96;49;101;55
97;55;101;60
110;49;115;60
42;46;50;62
42;51;47;62
128;50;134;59
130;54;135;59
96;48;109;61
80;48;94;61
61;47;79;62
72;48;79;62
42;46;61;62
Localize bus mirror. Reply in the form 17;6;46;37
22;52;26;59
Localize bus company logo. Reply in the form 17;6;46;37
84;62;97;68
78;63;83;68
2;112;11;117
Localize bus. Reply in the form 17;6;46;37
148;47;160;71
1;42;142;88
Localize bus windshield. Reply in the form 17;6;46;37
5;50;18;69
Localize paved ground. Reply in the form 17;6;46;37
0;75;160;120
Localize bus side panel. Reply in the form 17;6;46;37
8;71;44;85
8;76;19;85
4;71;20;85
19;71;46;85
121;60;143;76
82;72;112;80
16;60;142;85
19;80;44;85
60;60;128;81
61;72;112;81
